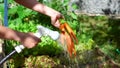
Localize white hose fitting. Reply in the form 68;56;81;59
15;45;25;53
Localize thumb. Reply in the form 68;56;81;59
54;20;60;28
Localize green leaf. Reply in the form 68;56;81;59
70;12;77;20
17;6;26;19
8;0;14;3
9;6;18;15
0;3;4;18
16;18;22;24
72;4;78;9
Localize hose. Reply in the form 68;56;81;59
0;50;17;66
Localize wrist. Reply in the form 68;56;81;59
14;31;24;43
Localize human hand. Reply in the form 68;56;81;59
15;0;64;28
19;32;40;48
51;12;64;28
0;25;40;48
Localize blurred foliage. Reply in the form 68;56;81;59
0;0;120;67
77;15;120;63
